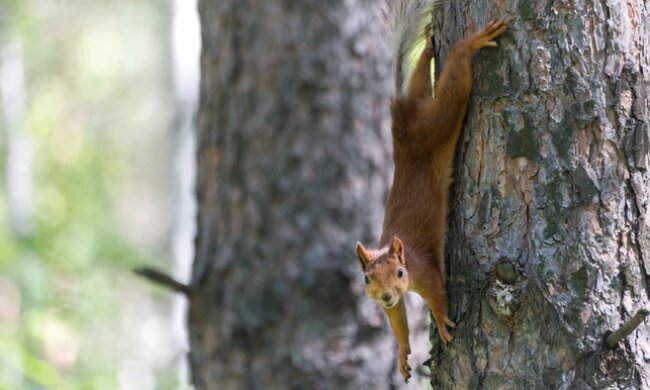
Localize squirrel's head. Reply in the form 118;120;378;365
355;236;409;309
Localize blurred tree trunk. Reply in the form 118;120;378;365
189;1;423;388
1;37;33;238
431;1;650;388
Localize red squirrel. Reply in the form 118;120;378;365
354;3;508;383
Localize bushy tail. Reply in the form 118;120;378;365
380;0;439;96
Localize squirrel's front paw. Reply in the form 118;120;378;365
467;19;508;51
398;347;411;383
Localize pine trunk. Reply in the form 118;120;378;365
431;1;650;388
189;1;427;388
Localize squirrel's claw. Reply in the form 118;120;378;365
465;19;509;51
398;348;411;383
439;326;454;345
437;319;455;345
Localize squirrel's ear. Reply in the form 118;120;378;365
389;236;405;265
356;242;372;271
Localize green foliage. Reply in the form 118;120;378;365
0;0;185;388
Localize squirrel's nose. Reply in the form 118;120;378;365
382;293;393;303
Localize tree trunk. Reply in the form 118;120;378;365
431;1;650;388
189;1;431;388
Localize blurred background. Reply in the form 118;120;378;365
0;0;199;388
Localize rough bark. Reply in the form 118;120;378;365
190;1;432;388
431;0;650;388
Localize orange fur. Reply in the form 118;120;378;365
356;19;508;383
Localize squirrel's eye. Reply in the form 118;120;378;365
364;275;370;284
397;268;404;278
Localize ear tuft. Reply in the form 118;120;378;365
356;242;372;271
389;236;405;265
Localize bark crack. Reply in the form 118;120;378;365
617;227;627;307
623;159;650;303
474;300;488;390
521;186;531;259
475;106;488;188
506;330;515;370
